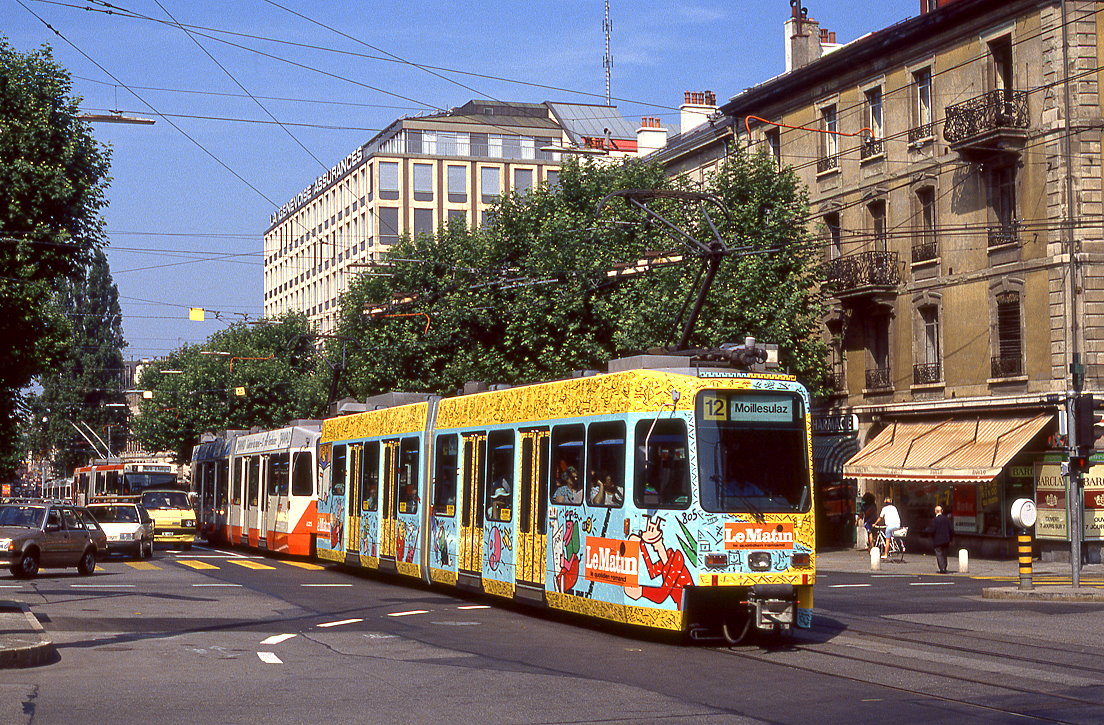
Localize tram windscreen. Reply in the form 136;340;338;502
123;472;177;493
696;390;810;513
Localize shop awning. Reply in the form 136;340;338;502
842;413;1052;483
812;435;859;476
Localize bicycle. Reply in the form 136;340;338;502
873;526;907;562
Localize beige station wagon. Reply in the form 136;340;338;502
0;501;108;578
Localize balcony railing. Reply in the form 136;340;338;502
944;89;1029;146
828;371;846;392
823;250;900;296
865;367;892;390
817;154;840;174
912;233;938;263
913;362;942;385
990;355;1023;379
987;223;1019;248
908;122;935;144
860;138;884;160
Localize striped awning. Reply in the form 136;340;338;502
812;435;860;476
842;413;1052;483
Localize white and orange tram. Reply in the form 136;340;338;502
220;423;321;556
72;460;179;505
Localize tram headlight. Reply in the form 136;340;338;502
748;551;771;571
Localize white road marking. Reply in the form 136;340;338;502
257;651;283;664
0;585;23;588
260;634;297;645
191;583;242;587
70;584;135;588
909;581;955;586
387;610;429;617
317;618;363;628
457;604;490;610
301;583;352;587
828;584;872;588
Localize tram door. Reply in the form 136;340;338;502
346;445;362;554
459;433;487;574
265;452;289;552
245;455;264;547
516;429;550;586
380;439;400;559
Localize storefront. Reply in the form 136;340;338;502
1033;454;1104;562
843;413;1053;558
811;413;859;548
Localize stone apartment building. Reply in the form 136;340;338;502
652;0;1104;558
262;100;640;335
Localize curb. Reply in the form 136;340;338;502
982;586;1104;602
0;602;56;669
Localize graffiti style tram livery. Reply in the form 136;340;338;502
316;363;815;639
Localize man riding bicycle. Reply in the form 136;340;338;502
874;497;903;560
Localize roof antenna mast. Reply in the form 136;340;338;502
603;0;613;105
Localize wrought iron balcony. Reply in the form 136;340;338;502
990;355;1023;379
911;234;938;263
987;223;1019;248
865;367;892;390
908;122;935;145
823;250;900;298
817;154;840;174
860;138;884;160
828;371;846;393
913;362;942;385
944;89;1029;154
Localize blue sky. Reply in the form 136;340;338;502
6;0;918;359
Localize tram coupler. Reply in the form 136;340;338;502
745;584;796;631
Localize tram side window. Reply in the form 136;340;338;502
397;437;420;514
233;459;245;505
485;430;514;522
247;456;261;505
550;424;584;505
461;435;487;528
106;470;122;495
587;421;625;507
332;445;347;497
216;461;229;509
291;452;314;497
268;453;290;496
433;435;458;516
634;418;690;509
359;442;379;511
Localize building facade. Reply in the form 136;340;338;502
653;0;1104;557
263;100;639;334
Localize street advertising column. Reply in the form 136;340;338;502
1034;462;1069;541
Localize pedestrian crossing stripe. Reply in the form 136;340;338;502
282;561;325;570
228;559;276;570
177;560;220;570
126;562;160;570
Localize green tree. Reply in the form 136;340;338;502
333;150;825;396
25;249;128;473
132;315;325;462
0;39;111;476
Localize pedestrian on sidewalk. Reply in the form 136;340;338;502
932;504;954;574
857;492;877;550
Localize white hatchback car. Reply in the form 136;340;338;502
86;500;156;559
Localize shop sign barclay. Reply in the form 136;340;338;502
1034;462;1104;541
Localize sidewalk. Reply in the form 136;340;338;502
817;546;1104;601
0;602;55;668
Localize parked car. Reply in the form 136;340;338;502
86;498;155;559
0;501;108;578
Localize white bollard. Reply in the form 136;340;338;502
958;548;969;574
870;546;881;571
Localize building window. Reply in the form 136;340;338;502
513;168;533;194
545;169;560;189
413;163;433;202
378;207;399;247
829;333;845;392
824;212;842;260
993;291;1023;378
987;164;1017;246
413;208;434;238
470;133;489;157
913;187;937;262
536;137;556;161
989;35;1014;95
447;165;466;203
818;104;839;173
862;87;884;159
379;162;399;201
765;127;781;166
865;314;891;390
914;304;942;384
447;209;466;225
481;167;500;203
867;200;887;251
911;67;933;142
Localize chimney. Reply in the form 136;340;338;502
785;4;822;72
680;90;718;135
636;116;668;155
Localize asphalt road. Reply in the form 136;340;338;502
4;546;1104;724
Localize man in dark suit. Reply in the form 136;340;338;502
932;505;954;574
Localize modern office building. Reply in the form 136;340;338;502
263;100;642;334
651;0;1104;557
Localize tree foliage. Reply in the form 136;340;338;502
25;249;127;473
132;315;326;462
0;39;111;476
333;149;825;398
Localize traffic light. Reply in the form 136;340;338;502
1072;394;1099;454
